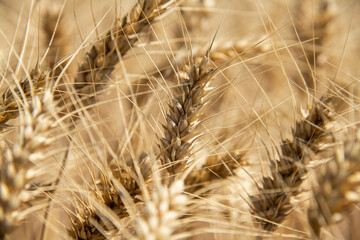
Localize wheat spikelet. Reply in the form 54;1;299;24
0;87;57;239
308;130;360;238
250;97;334;231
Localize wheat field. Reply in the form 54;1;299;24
0;0;359;239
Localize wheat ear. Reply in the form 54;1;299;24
70;154;152;240
209;39;271;63
308;130;360;238
158;54;217;174
74;0;175;95
184;152;245;193
250;97;334;231
132;180;187;240
0;88;56;238
41;1;69;75
0;67;51;129
295;0;334;90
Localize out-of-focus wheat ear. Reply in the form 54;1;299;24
308;130;360;238
70;177;135;240
295;0;335;90
209;39;272;63
70;154;152;240
132;180;187;240
0;88;57;239
0;67;52;130
158;55;216;174
74;0;175;96
250;97;335;231
70;178;136;240
180;0;215;37
184;152;246;193
41;0;69;76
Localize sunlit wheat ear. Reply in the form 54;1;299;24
158;54;217;174
308;130;360;238
132;180;187;240
70;154;152;240
250;97;335;231
74;0;175;96
0;67;52;129
0;88;57;238
184;152;246;194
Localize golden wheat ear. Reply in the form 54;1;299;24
0;67;52;130
73;0;176;97
132;179;187;240
158;54;217;174
0;86;57;238
293;0;335;91
69;152;152;240
308;130;360;238
250;97;335;231
41;1;69;72
184;152;246;194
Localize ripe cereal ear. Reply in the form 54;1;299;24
1;0;360;239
